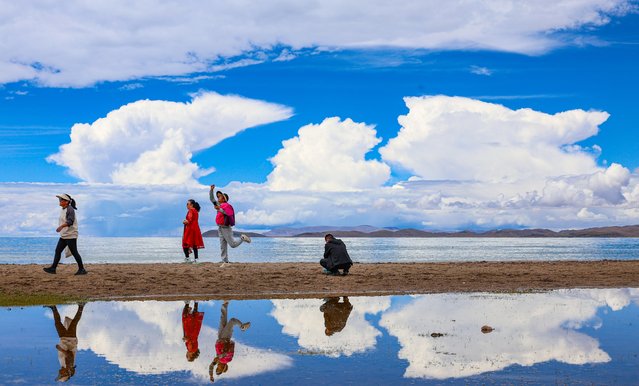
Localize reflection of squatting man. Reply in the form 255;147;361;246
320;297;353;336
48;304;84;382
209;185;251;264
209;301;250;383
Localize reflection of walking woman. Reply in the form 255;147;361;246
47;304;84;382
182;199;204;263
43;194;87;275
209;301;250;382
182;301;204;362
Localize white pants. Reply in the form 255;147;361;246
218;226;243;262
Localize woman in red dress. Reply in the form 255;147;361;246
182;199;204;262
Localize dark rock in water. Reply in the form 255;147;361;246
481;325;494;333
430;332;444;338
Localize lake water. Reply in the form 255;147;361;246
2;289;638;384
2;237;639;264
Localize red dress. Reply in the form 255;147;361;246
182;208;204;249
183;310;205;353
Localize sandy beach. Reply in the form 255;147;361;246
2;260;639;302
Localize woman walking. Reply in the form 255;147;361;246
43;194;87;275
182;199;204;263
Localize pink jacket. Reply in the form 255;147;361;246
216;202;235;226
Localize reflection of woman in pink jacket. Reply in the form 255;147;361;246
209;301;250;382
182;199;204;263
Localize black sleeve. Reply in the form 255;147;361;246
65;206;76;226
209;190;218;205
324;244;330;259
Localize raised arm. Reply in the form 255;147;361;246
209;184;217;206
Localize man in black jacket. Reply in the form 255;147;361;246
320;234;353;276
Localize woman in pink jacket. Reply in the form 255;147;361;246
209;185;251;264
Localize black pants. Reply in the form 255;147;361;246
320;259;351;273
52;304;84;338
51;238;85;270
183;247;199;259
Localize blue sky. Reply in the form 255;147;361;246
1;1;638;236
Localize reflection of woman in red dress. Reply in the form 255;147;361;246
182;199;204;262
182;301;204;362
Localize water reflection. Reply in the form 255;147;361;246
182;301;204;362
71;300;291;382
3;289;639;384
271;296;391;357
209;300;251;383
320;297;353;336
379;289;639;379
47;303;84;382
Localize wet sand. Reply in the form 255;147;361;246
2;260;639;302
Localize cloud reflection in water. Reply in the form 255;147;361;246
57;300;292;382
379;289;639;379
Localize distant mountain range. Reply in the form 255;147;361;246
204;224;639;238
262;225;397;237
202;230;267;238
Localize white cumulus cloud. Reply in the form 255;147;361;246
538;163;631;207
47;92;293;185
380;96;608;183
2;93;639;235
267;117;390;191
0;1;634;86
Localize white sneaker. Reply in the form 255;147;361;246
184;257;191;263
220;262;228;268
240;234;252;243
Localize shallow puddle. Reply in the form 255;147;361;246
1;289;638;384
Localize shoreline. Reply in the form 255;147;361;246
3;260;639;305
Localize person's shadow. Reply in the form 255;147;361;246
320;297;353;336
209;301;250;383
45;303;84;382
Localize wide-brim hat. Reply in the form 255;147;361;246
56;194;71;201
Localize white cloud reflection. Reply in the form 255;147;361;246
270;297;391;357
379;289;639;379
47;289;639;382
58;301;292;382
